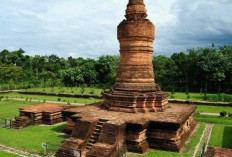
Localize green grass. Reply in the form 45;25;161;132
168;92;232;102
0;124;67;154
133;123;205;157
0;150;19;157
209;125;232;149
0;92;103;104
0;100;68;154
22;87;105;96
0;100;40;124
194;114;232;125
196;105;232;113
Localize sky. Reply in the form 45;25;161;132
0;0;232;58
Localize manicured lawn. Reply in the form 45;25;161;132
0;100;68;155
22;87;105;96
209;125;232;149
0;100;40;123
0;124;67;154
167;92;232;102
194;114;232;125
196;105;232;114
0;93;103;104
0;150;19;157
134;123;205;157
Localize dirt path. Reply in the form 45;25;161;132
0;144;41;157
200;112;219;116
192;123;214;157
4;98;86;106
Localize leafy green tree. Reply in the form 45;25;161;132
153;55;178;91
59;68;84;86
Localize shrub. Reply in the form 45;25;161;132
0;96;4;101
220;111;227;117
57;98;61;102
90;89;95;95
80;86;85;94
228;113;232;117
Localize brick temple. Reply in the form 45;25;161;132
12;104;74;129
55;0;197;156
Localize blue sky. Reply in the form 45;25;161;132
0;0;232;58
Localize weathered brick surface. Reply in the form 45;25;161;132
13;104;74;129
206;146;232;157
103;0;168;113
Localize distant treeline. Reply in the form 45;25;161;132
0;44;232;94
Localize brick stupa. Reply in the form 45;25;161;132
55;0;197;157
104;0;168;113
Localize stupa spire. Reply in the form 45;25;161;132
126;0;147;20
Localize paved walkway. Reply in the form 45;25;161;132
4;98;86;106
200;112;219;116
192;123;214;157
0;144;41;157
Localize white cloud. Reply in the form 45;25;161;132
0;0;232;58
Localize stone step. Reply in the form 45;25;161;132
87;143;94;146
94;128;101;133
89;139;97;143
86;146;91;149
96;125;103;128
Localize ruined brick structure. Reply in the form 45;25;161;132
104;0;168;113
12;104;74;129
55;0;197;156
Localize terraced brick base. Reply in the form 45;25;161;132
56;103;196;157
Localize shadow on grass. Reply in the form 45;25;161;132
50;123;67;132
222;126;232;149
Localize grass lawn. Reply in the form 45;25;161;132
22;87;104;96
0;100;40;124
134;123;205;157
194;114;232;125
209;125;232;149
0;92;103;104
0;124;67;155
0;150;19;157
167;92;232;102
0;100;69;154
196;105;232;114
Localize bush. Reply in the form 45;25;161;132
220;111;227;117
228;113;232;117
90;89;95;95
80;86;85;94
57;98;61;102
0;96;4;101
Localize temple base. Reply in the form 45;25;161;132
103;86;169;113
56;103;196;157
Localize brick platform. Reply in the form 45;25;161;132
206;146;232;157
12;104;74;129
56;103;196;157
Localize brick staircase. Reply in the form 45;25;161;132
86;119;108;150
11;116;32;129
55;147;73;157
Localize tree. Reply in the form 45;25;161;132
59;68;84;87
153;55;178;91
95;55;119;86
